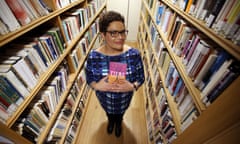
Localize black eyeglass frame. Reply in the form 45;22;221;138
105;30;129;37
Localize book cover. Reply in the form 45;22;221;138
108;62;127;83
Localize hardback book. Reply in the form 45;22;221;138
205;0;226;28
21;0;41;19
186;39;210;76
194;53;218;87
29;0;50;16
0;66;30;98
194;0;207;19
5;0;31;26
212;0;236;33
0;19;10;35
201;59;233;100
0;0;21;32
0;77;24;113
174;25;192;56
155;1;165;25
47;27;65;54
108;62;127;83
198;50;230;90
185;0;193;13
1;57;37;90
204;63;239;106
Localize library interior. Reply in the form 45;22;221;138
0;0;239;144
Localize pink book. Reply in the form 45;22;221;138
108;62;127;83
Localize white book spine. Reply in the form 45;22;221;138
201;60;233;99
194;54;217;87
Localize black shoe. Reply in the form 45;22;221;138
107;121;114;134
115;124;122;137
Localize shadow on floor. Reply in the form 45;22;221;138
90;121;137;144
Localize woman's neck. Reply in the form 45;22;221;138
97;44;130;56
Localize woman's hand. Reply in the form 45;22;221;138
91;76;134;92
113;79;134;92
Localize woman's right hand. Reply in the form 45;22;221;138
91;76;118;92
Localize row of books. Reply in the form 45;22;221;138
144;53;178;143
153;0;240;46
172;0;239;38
145;21;201;134
46;75;85;143
149;12;240;106
14;67;87;143
63;84;91;143
66;21;99;73
55;0;80;9
12;64;69;143
61;0;101;44
156;88;177;143
0;0;51;35
0;8;99;125
144;76;163;143
56;0;104;11
143;58;161;143
148;35;200;132
0;27;66;121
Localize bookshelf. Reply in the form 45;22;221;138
139;0;240;143
0;0;106;143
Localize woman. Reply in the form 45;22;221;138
85;11;145;137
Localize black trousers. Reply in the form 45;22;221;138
107;113;124;125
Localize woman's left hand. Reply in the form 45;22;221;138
111;79;135;92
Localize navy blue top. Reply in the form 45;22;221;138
85;47;145;114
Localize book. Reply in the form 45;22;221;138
21;0;41;19
186;39;210;76
205;62;240;105
5;0;31;26
0;77;24;113
174;25;192;56
47;27;65;54
205;0;226;28
194;53;218;87
0;0;21;32
201;59;233;100
212;0;236;33
155;1;165;25
0;18;9;35
108;62;127;83
182;33;200;65
194;0;207;19
29;0;50;16
198;50;230;90
0;65;30;98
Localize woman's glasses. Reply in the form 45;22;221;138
106;30;128;38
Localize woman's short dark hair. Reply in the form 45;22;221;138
99;11;125;33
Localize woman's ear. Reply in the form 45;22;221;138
100;32;105;39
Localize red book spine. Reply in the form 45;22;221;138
5;0;31;26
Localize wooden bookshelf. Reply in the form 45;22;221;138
139;0;240;143
0;0;106;143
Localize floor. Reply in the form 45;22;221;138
75;41;149;144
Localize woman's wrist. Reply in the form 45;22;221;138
132;82;139;91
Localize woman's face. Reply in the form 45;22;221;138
103;21;127;52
